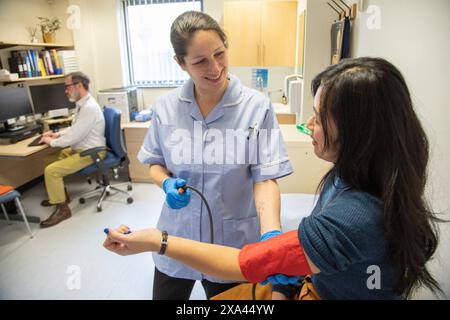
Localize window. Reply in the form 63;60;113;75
122;0;203;87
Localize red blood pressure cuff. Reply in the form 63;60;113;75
239;230;312;283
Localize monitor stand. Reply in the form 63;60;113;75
42;115;73;132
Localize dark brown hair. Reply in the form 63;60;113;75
170;11;228;64
312;57;443;298
66;71;90;90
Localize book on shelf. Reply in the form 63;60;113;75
6;48;66;80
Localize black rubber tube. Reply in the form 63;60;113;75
185;185;214;244
184;184;257;300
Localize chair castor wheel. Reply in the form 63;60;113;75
127;185;132;191
79;198;85;204
127;197;133;204
97;206;102;212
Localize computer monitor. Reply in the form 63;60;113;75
29;83;75;116
0;84;34;131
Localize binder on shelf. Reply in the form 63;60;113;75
43;51;54;75
19;51;32;77
26;50;35;76
7;55;19;75
38;58;47;77
32;49;41;77
51;49;62;74
11;51;26;78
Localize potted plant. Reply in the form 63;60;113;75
37;17;61;43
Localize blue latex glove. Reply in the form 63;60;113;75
259;230;302;286
162;178;191;209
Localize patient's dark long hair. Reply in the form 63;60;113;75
312;57;442;298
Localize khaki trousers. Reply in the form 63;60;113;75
44;147;104;204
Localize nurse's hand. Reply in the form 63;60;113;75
259;230;302;286
103;225;161;256
163;178;191;209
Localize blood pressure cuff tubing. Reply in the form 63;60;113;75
239;230;312;283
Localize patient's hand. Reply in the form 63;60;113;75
103;225;161;256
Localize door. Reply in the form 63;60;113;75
224;0;262;66
261;0;298;67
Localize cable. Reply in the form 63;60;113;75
184;185;214;244
179;184;258;300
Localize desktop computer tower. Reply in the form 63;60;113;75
97;87;138;123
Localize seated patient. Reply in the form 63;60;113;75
103;57;442;300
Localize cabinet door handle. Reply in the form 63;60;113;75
257;43;261;66
263;44;266;66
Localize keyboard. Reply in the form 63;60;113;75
28;135;45;147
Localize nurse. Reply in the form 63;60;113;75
137;11;293;300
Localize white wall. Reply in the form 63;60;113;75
350;0;450;298
68;0;125;95
301;0;336;122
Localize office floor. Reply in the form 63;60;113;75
0;175;317;300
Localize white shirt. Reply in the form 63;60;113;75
50;93;106;152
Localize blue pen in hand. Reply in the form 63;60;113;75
104;228;132;235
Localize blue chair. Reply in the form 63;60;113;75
77;107;133;212
0;189;33;238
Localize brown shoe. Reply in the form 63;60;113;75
40;203;72;228
41;188;70;207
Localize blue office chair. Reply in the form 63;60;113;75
77;107;133;212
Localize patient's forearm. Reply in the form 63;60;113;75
165;236;246;282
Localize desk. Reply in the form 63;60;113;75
122;122;153;183
122;122;331;194
0;134;57;188
274;103;296;124
0;135;60;223
277;125;332;194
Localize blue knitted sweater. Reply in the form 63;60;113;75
297;176;401;299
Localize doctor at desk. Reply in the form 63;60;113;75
38;71;106;228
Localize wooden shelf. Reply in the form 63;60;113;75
0;41;75;83
1;74;64;83
0;41;74;49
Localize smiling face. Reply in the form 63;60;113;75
177;30;229;96
306;86;338;163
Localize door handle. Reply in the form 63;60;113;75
263;44;266;66
257;43;261;66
